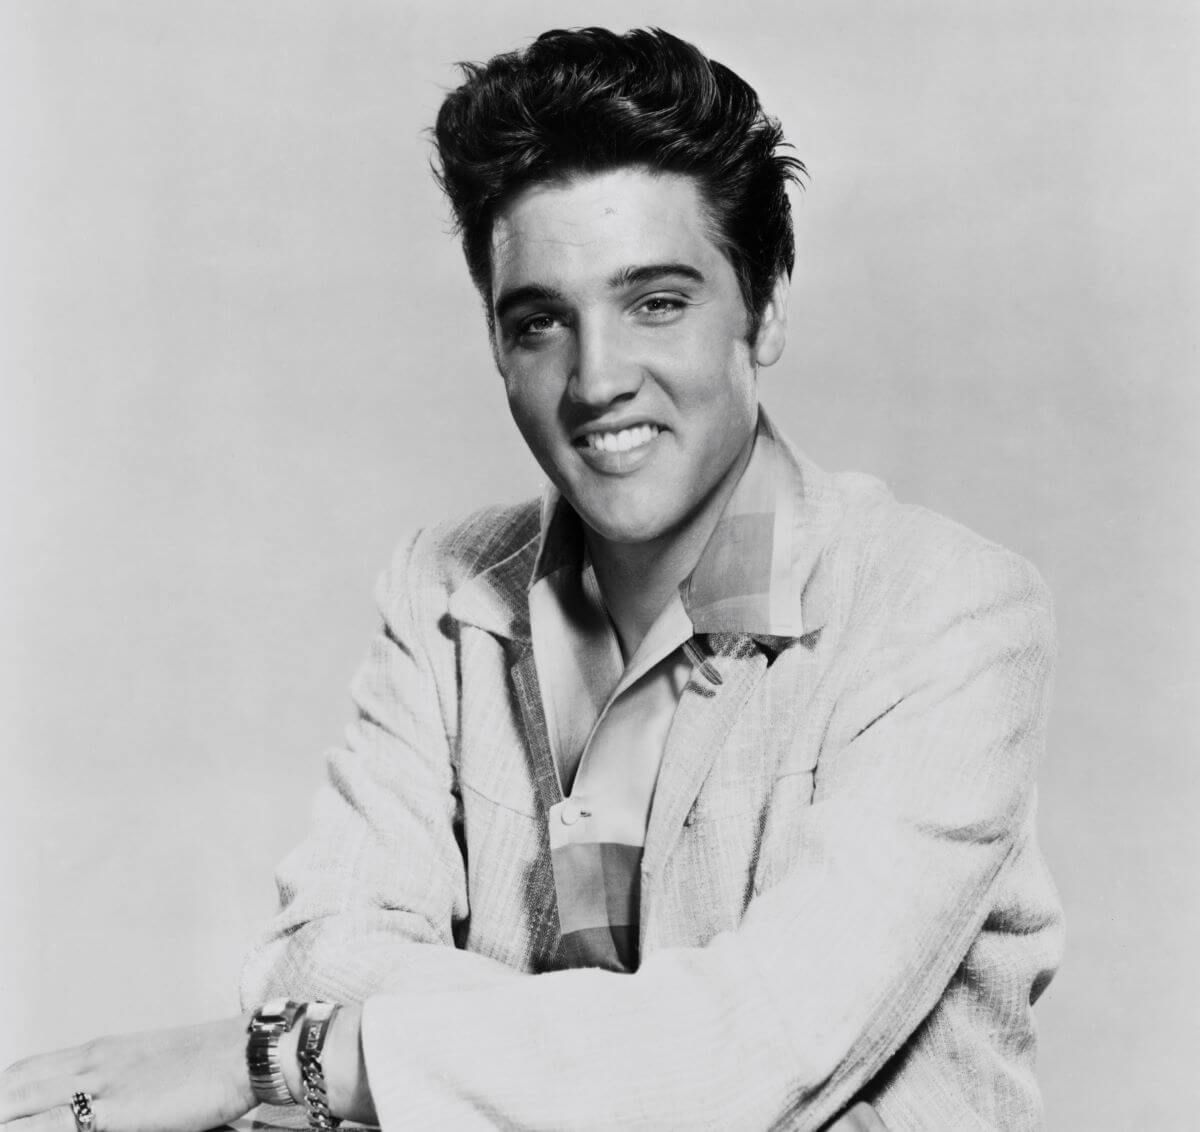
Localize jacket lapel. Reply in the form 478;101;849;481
446;534;562;818
637;420;851;899
509;641;564;816
641;636;770;896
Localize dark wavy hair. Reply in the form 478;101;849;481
433;27;805;336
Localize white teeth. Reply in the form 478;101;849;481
585;424;659;452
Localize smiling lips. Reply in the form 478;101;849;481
573;422;663;474
577;423;661;453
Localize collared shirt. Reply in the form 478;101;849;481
527;409;808;970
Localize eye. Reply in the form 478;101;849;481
635;294;687;321
512;312;565;346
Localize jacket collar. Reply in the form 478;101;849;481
446;535;539;642
447;407;845;643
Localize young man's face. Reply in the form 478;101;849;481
489;167;786;553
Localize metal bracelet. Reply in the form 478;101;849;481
246;998;303;1106
296;1001;343;1130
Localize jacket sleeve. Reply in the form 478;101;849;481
239;531;519;1008
357;543;1057;1130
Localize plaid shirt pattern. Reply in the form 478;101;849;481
529;414;808;971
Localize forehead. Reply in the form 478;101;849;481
489;168;728;293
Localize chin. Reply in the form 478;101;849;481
575;503;673;547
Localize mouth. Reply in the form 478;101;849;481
573;423;662;454
572;422;664;473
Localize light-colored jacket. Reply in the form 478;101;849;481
241;441;1062;1131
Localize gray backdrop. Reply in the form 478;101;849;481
2;2;1196;1128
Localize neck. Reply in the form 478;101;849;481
585;435;755;659
586;537;692;661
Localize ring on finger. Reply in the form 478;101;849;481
70;1091;96;1131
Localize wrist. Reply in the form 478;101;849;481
234;1012;260;1112
323;1002;376;1124
254;999;375;1124
276;1002;348;1113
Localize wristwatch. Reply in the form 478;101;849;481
246;998;303;1105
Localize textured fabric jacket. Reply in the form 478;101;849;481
240;432;1063;1131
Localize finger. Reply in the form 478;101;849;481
2;1101;81;1131
0;1074;95;1125
1;1045;91;1099
3;1038;100;1077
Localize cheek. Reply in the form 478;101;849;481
729;369;758;418
504;376;560;454
686;343;758;419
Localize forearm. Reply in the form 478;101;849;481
277;997;885;1132
355;818;1012;1131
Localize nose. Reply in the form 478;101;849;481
567;315;643;409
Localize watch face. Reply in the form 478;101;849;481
249;998;300;1034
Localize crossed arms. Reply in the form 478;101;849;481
241;517;1060;1130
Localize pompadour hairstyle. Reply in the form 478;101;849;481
433;27;805;336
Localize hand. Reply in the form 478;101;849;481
0;1015;256;1131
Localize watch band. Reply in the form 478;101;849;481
246;998;303;1105
296;1000;342;1130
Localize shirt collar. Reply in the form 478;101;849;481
528;407;838;642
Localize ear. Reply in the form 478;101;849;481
752;273;790;368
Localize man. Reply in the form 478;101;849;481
0;26;1061;1132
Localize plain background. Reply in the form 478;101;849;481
2;1;1196;1127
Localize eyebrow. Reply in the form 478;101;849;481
607;262;706;289
493;263;706;323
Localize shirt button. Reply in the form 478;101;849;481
560;802;583;826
